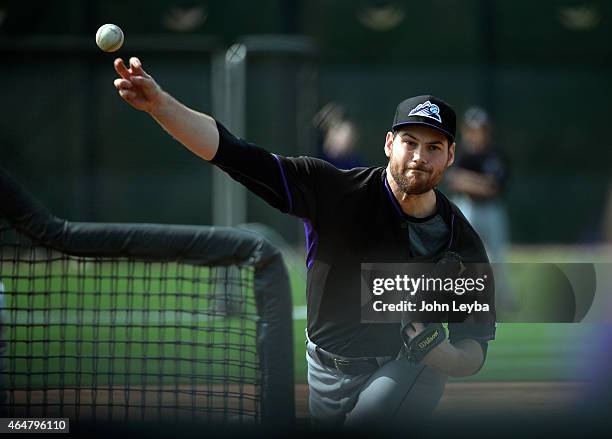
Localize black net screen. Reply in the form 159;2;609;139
0;225;262;423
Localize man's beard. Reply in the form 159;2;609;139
389;158;440;196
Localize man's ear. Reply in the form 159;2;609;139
384;131;394;158
447;142;456;168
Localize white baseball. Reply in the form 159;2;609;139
95;24;124;52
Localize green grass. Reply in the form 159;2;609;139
3;259;261;387
3;245;609;387
8;319;260;387
454;323;595;382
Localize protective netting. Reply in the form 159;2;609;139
0;226;263;422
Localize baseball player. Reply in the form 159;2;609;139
113;57;496;430
447;107;509;263
447;107;517;310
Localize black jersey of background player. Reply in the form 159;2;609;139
212;122;496;358
455;149;508;202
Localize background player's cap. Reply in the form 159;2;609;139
463;106;490;129
392;95;456;143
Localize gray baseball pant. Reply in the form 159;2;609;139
305;330;447;429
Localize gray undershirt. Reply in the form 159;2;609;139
407;214;450;257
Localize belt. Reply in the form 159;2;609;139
315;347;380;375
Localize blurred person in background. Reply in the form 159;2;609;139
314;102;365;170
447;107;518;311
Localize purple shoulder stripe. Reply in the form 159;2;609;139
303;219;319;270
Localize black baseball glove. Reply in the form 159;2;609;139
400;322;447;364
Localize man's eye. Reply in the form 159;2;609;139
428;145;441;151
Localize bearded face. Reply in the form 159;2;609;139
389;151;438;195
385;126;454;196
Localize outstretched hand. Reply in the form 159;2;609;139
113;57;164;114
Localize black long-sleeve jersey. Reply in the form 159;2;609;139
212;121;496;357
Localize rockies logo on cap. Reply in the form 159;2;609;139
408;101;442;123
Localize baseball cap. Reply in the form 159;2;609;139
392;95;456;143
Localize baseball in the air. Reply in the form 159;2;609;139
95;24;124;52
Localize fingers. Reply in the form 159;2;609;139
113;57;156;111
114;58;130;79
114;76;155;95
114;57;151;80
129;57;149;78
114;77;135;101
114;78;132;90
118;89;136;100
